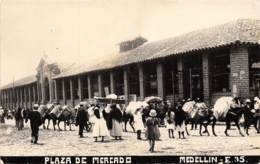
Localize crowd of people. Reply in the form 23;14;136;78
0;95;260;152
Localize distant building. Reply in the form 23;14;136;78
1;19;260;109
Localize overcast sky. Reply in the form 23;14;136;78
0;0;260;86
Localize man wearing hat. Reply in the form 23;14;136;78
76;103;88;138
26;104;42;144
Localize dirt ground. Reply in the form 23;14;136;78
0;119;260;156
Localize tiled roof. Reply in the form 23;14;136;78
54;19;260;79
0;62;75;90
0;75;37;90
2;19;260;88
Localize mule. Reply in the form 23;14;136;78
50;105;77;131
122;111;135;132
197;108;217;136
182;100;202;135
38;104;56;130
244;108;260;135
204;97;246;137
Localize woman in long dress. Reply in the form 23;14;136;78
92;106;109;142
110;104;123;140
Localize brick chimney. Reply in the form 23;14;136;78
119;36;147;52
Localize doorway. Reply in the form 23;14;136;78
252;74;260;97
183;55;203;100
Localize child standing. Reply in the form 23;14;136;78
174;103;186;139
134;107;144;140
145;109;160;152
165;110;175;138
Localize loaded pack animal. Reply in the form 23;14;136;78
201;97;247;137
124;101;150;132
37;104;55;130
243;97;260;135
49;105;77;131
182;99;202;135
196;104;215;136
122;111;135;132
180;98;219;136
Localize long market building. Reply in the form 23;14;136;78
1;19;260;109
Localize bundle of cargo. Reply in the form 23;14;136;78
125;101;148;114
212;96;233;120
50;105;63;118
62;105;73;118
38;105;48;118
182;100;198;119
94;94;125;104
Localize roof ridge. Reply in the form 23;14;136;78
2;18;260;85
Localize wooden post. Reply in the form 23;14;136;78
123;69;129;104
98;74;103;97
87;76;92;99
70;79;74;106
110;71;115;94
138;64;145;101
62;79;66;104
78;77;82;101
157;62;164;99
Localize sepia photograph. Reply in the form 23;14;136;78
0;0;260;163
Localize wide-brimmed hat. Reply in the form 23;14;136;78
149;109;157;117
33;104;39;109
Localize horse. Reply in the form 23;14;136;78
196;106;216;136
182;100;200;135
124;101;149;132
57;105;77;131
49;105;77;131
38;104;55;130
122;111;135;132
203;97;246;137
